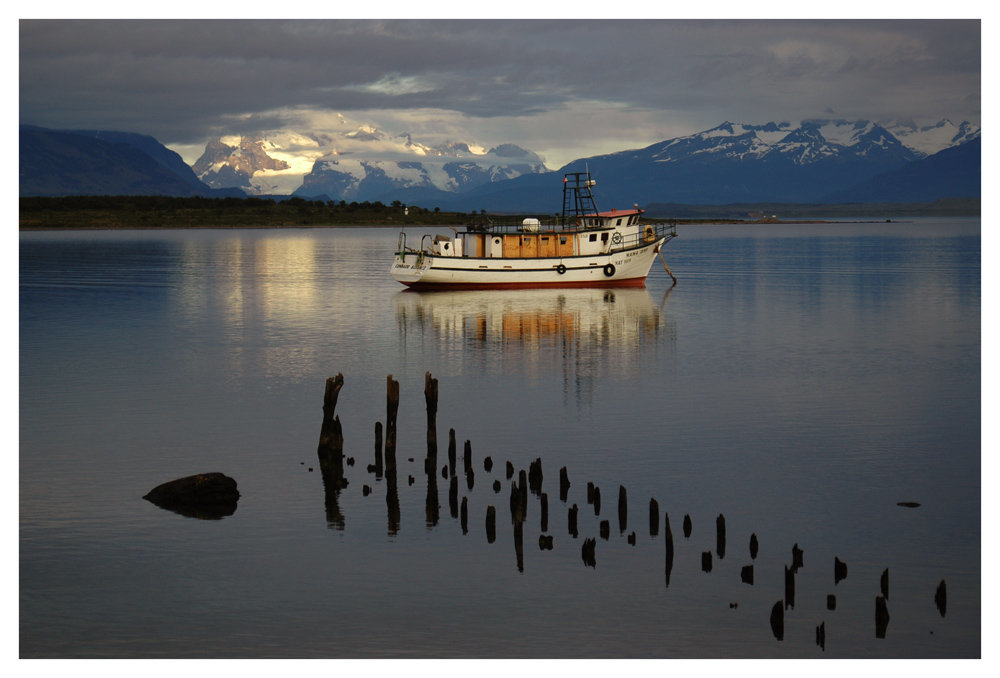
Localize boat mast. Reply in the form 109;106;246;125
561;170;600;224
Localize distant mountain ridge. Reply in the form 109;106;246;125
19;118;980;210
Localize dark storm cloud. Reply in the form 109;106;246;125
19;19;980;148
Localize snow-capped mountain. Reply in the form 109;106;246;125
189;121;548;200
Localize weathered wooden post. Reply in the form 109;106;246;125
317;374;347;530
514;518;524;572
649;498;659;537
701;551;713;573
449;475;459;519
935;580;947;617
582;538;597;568
569;504;579;538
385;375;399;460
374;421;384;478
875;595;890;638
664;512;674;587
424;371;438;460
716;514;726;559
770;601;784;641
486;505;497;544
792;543;804;572
834;557;848;584
448;428;457;477
618;485;628;534
559;466;570;502
528;458;543;496
784;565;795;609
464;440;475;491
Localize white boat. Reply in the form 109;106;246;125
390;171;677;289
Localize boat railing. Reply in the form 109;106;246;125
607;221;678;252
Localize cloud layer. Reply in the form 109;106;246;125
19;19;981;167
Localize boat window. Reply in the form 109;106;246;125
616;218;623;226
560;237;567;244
589;234;597;242
601;233;609;242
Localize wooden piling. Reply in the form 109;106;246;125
569;504;579;538
784;565;795;609
486;505;497;544
449;475;459;518
618;485;628;534
559;466;570;502
317;374;345;462
749;533;759;560
385;375;399;461
374;421;383;477
770;601;784;641
664;512;674;588
875;595;890;638
827;594;836;610
460;496;468;534
424;372;438;459
701;551;713;573
506;460;514;480
484;456;493;473
935;580;947;617
683;514;692;538
582;538;597;568
540;492;549;533
593;486;601;516
600;520;610;540
816;622;826;651
649;498;659;537
448;428;457;477
716;514;726;559
514;519;524;572
834;557;848;584
792;543;804;572
880;568;889;600
528;458;543;495
741;565;754;585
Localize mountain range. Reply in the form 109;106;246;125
19;118;980;211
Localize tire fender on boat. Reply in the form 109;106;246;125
603;263;616;277
556;264;567;275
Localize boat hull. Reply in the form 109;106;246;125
391;238;666;290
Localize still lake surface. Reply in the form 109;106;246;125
19;220;980;658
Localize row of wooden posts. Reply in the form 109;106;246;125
316;372;948;648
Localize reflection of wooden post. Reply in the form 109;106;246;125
880;568;889;600
374;421;383;478
559;467;570;502
540;492;549;533
750;533;759;560
716;514;726;559
486;505;497;543
770;601;784;641
649;498;659;537
784;565;795;609
424;372;438;460
875;595;890;638
460;497;468;535
618;485;627;534
385;375;399;460
448;429;457;477
935;580;947;617
569;504;579;538
664;512;674;587
683;514;692;538
317;374;347;530
834;557;847;584
529;458;543;495
792;543;804;572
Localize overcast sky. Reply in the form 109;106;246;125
18;13;982;168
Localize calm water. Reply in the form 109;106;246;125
19;220;981;658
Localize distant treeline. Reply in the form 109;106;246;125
19;194;981;230
18;195;476;229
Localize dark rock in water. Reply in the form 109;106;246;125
143;472;239;519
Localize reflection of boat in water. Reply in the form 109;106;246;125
390;171;677;289
395;288;674;388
